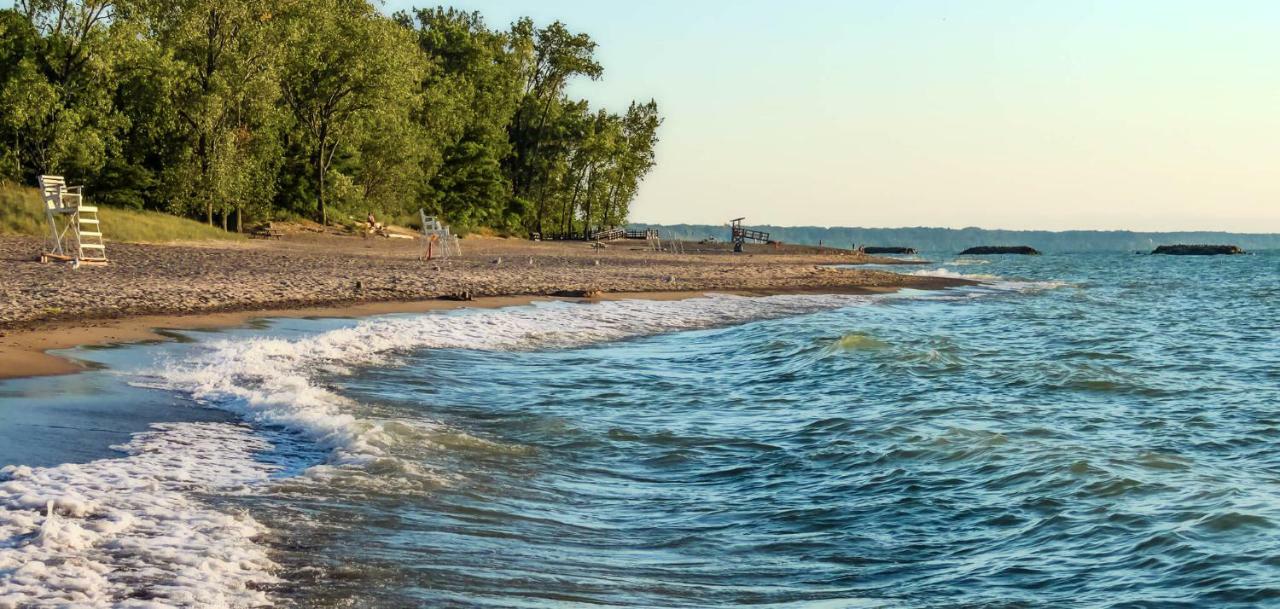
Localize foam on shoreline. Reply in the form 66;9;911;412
1;293;889;606
0;423;277;608
907;267;1071;292
147;294;883;466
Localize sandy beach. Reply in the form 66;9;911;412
0;233;966;379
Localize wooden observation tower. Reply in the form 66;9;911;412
729;218;771;252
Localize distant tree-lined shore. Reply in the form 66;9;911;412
631;224;1280;253
0;1;660;236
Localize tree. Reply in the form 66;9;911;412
0;10;49;182
403;7;522;231
601;100;661;229
6;1;123;182
135;0;285;228
0;3;661;234
280;0;423;225
505;19;602;230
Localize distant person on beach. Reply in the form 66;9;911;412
364;211;384;238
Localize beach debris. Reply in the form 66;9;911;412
666;275;676;283
492;257;502;265
959;246;1041;255
528;257;534;266
1151;244;1244;255
354;280;364;292
441;291;473;301
250;222;284;240
553;289;602;298
594;259;600;266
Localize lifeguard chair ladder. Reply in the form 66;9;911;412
39;175;107;266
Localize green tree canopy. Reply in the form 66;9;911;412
0;2;662;235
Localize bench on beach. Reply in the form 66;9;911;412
250;224;284;239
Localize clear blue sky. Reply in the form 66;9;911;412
384;0;1280;232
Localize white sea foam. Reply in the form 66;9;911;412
909;267;1004;281
146;295;886;462
908;268;1070;292
0;423;277;608
1;293;880;606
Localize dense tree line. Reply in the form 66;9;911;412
0;1;661;236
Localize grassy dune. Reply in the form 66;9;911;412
0;185;243;243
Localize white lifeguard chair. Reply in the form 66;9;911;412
39;175;107;266
419;210;461;260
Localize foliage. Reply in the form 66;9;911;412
0;2;661;234
0;184;242;242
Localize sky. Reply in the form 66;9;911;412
385;0;1280;232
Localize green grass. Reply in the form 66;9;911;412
0;185;244;243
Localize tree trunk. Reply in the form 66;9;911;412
534;180;548;236
316;145;327;226
199;133;212;225
582;165;596;240
235;206;242;233
564;163;586;238
601;183;618;230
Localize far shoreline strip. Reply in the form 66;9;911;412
0;283;947;382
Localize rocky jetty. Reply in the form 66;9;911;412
959;246;1041;255
862;246;917;255
1151;244;1244;256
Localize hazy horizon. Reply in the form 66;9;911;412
389;0;1279;233
631;221;1280;236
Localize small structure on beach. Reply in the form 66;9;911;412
729;218;773;252
1151;244;1244;256
39;175;107;266
593;227;667;251
590;227;626;241
626;228;663;251
960;246;1040;255
419;210;461;260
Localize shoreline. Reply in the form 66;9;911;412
0;284;947;381
1;233;968;381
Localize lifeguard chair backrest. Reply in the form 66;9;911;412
38;175;66;210
419;211;444;231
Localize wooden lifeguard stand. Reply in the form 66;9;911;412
729;217;771;253
39;175;107;266
419;210;461;260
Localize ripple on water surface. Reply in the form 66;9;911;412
1;252;1278;607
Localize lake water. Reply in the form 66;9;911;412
1;251;1277;608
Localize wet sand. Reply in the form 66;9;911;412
0;233;963;379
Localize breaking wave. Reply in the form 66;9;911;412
1;293;886;607
908;267;1071;292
